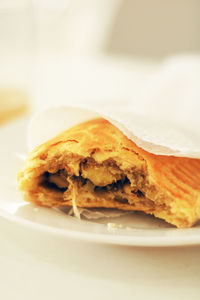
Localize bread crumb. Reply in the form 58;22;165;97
107;222;123;233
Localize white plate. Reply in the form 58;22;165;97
0;118;200;247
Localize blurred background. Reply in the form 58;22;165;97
0;0;200;125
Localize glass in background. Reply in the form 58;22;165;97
0;0;35;124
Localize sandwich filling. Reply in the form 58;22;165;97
17;117;200;228
40;157;159;213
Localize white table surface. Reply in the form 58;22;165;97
1;55;200;300
1;215;200;300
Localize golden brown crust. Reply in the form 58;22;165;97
18;118;200;228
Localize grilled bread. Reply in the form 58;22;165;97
18;118;200;228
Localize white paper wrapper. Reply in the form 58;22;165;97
58;207;131;220
27;101;200;220
26;54;200;221
28;105;200;158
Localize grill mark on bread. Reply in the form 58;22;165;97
18;117;200;228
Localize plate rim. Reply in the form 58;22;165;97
1;208;200;247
